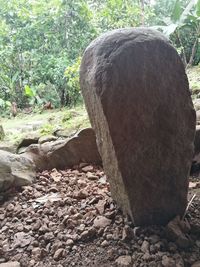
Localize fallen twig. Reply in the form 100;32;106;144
182;193;196;220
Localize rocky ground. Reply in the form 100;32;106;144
0;165;200;267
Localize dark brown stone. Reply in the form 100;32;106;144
80;28;196;226
24;128;101;170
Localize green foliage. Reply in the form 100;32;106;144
0;98;11;116
154;0;200;67
0;0;199;110
64;57;82;106
0;0;96;109
187;65;200;94
40;123;55;136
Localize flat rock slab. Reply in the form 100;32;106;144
24;128;101;170
80;28;196;225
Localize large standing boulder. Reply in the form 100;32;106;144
0;150;36;192
80;28;196;226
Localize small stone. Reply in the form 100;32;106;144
149;244;156;254
39;224;48;234
77;224;85;232
80;228;96;240
115;255;132;267
101;240;109;247
12;232;32;248
106;234;113;240
190;223;200;235
168;242;177;252
51;241;63;254
192;262;200;267
176;235;193;249
142;253;151;261
53;248;64;261
31;240;39;247
66;239;74;246
133;227;141;237
32;247;41;260
179;218;191;233
29;260;35;267
82;165;93;172
62;215;69;226
166;216;183;241
93;216;111;228
149;235;160;244
175;256;184;267
122;225;133;242
0;262;20;267
162;255;176;267
74;190;88;199
16;224;24;232
48;186;58;193
77;179;87;187
44;232;54;242
96;200;106;214
32;220;41;231
141;240;150;253
6;203;15;212
0;214;5;221
196;240;200;248
86;172;98;180
79;162;88;168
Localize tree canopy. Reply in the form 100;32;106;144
0;0;199;112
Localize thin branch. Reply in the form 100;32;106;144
182;193;196;220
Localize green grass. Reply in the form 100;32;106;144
0;104;90;145
187;65;200;97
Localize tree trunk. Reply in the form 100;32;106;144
176;31;187;68
186;38;198;69
140;0;145;26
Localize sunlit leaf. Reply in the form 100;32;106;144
24;85;35;97
197;0;200;16
171;0;182;22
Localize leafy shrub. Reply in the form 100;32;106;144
0;98;11;117
64;57;82;106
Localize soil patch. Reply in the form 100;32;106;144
0;166;200;267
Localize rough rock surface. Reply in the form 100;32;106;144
80;28;196;225
0;150;36;192
38;135;58;145
193;99;200;112
24;128;101;170
0;142;17;154
17;136;39;152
